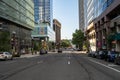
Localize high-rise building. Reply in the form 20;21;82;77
32;0;55;49
53;19;61;49
0;0;34;53
94;0;120;51
86;0;94;25
83;0;120;51
34;0;53;26
78;0;85;31
84;0;96;52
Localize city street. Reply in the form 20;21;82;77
0;0;120;80
0;52;120;80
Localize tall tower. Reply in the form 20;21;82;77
78;0;85;31
32;0;55;44
84;0;96;52
34;0;53;27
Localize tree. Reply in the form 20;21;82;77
0;31;11;51
61;39;71;48
32;40;42;51
72;29;85;50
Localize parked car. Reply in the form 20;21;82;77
88;51;94;57
88;52;92;57
114;52;120;64
0;52;13;60
106;51;117;62
39;49;48;55
97;51;105;59
92;51;99;58
58;48;62;53
103;50;109;61
95;50;107;59
12;52;21;57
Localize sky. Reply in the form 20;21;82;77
53;0;79;39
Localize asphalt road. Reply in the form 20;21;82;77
0;52;120;80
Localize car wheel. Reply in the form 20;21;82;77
107;58;110;62
11;57;13;60
4;57;7;61
114;59;118;64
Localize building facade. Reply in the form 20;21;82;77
94;0;120;51
79;0;85;31
53;19;61;49
84;0;96;52
0;0;34;53
83;0;119;52
32;0;55;50
86;22;96;52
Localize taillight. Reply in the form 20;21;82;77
0;54;4;57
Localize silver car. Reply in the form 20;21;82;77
0;52;13;60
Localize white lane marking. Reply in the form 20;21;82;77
68;61;70;64
89;59;120;73
37;61;43;64
108;64;117;67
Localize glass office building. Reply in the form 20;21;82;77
84;0;94;27
84;0;114;27
0;0;34;53
32;0;55;44
34;0;53;27
94;0;120;51
94;0;114;18
79;0;85;31
84;0;96;51
83;0;116;51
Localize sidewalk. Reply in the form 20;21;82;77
20;51;57;58
48;51;57;54
19;51;87;58
73;51;87;54
20;53;39;58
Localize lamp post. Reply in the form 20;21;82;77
31;38;34;55
11;31;16;55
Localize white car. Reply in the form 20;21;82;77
0;52;13;60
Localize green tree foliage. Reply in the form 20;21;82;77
33;41;42;51
83;39;89;52
48;41;55;50
72;29;85;50
61;39;71;48
0;31;11;51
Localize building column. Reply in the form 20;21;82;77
105;16;111;50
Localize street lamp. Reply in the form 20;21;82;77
11;31;16;54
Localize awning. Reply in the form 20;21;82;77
109;33;120;41
115;33;120;40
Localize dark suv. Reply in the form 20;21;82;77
58;48;62;53
114;52;120;64
106;51;117;62
97;50;107;59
